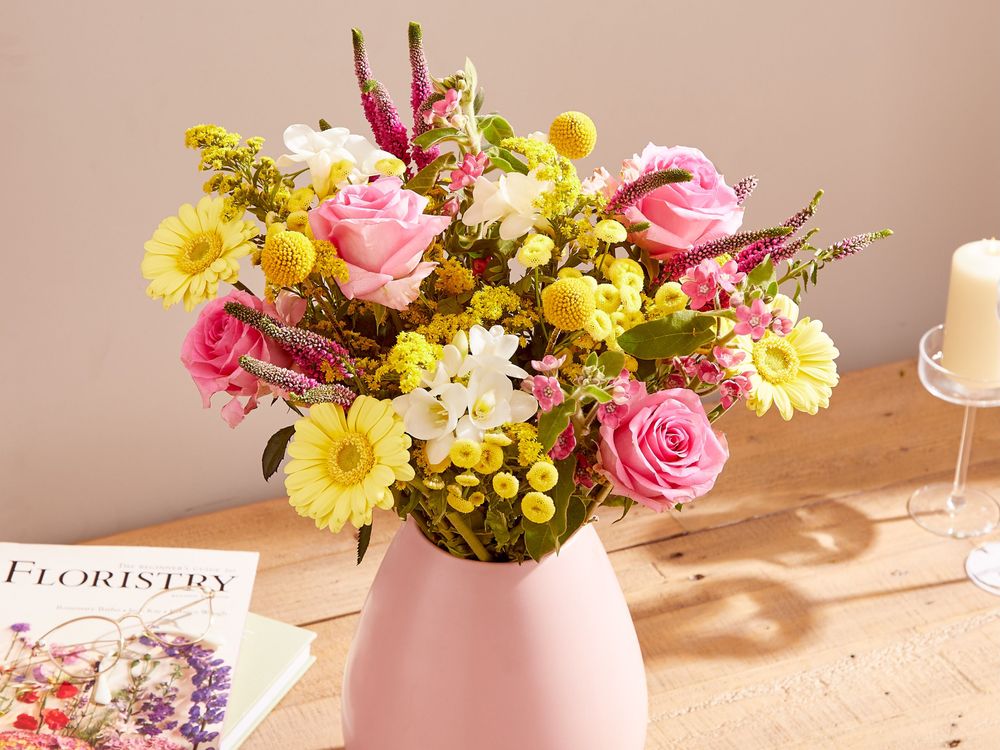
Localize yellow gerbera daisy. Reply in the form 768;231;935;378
284;397;414;532
142;196;257;310
735;313;839;421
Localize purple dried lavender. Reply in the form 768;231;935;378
408;22;440;169
239;356;356;407
660;226;793;282
782;189;823;231
9;623;29;633
606;168;692;215
823;230;893;260
224;301;355;382
352;28;412;166
733;175;758;205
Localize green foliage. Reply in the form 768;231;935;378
412;127;461;150
406;153;456;195
524;456;577;561
618;311;716;360
537;399;577;451
478;114;515;145
597;350;626;377
261;425;295;480
356;523;372;565
486;146;529;174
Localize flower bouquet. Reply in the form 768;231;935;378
142;22;889;748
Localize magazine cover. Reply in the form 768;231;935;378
0;543;258;750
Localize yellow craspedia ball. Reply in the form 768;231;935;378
261;228;316;287
521;491;556;523
548;111;597;160
542;277;597;331
527;462;559;492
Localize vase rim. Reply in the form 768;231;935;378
403;515;597;568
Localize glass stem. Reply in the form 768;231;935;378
948;405;977;514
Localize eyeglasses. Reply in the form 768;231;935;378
20;585;216;683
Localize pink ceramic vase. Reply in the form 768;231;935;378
342;518;648;749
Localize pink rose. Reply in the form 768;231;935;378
180;290;290;428
309;177;451;310
621;144;743;260
598;387;728;511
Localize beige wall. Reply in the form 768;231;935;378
2;0;999;542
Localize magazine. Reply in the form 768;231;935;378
0;543;258;750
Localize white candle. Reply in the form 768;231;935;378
942;238;1000;383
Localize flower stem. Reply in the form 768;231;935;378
446;512;494;562
584;482;614;521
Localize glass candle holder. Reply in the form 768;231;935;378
908;325;1000;538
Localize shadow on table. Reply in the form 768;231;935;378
634;499;882;664
665;498;879;568
634;574;815;663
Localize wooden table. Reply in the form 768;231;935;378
94;359;1000;749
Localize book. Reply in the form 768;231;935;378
0;542;258;750
222;613;316;750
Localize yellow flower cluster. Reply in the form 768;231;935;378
501;423;547;466
516;234;555;269
311;239;350;283
184;124;292;222
440;436;559;523
371;332;441;393
500;136;582;220
434;257;476;296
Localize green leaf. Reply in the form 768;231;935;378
473;86;485;114
478;114;515;145
746;257;775;289
405;153;456;195
585;351;598;367
617;311;716;360
604;494;636;522
581;385;612;404
597;350;625;377
356;523;372;565
525;457;578;561
412;127;461;150
261;425;295;481
486;146;529;174
560;495;588;545
486;501;513;549
524;518;559;562
537;399;577;452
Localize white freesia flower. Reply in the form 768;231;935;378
392;325;538;455
392;382;469;465
461;170;551;241
276;124;401;197
459;324;527;379
466;369;538;433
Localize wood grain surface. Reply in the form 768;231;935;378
93;359;1000;749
